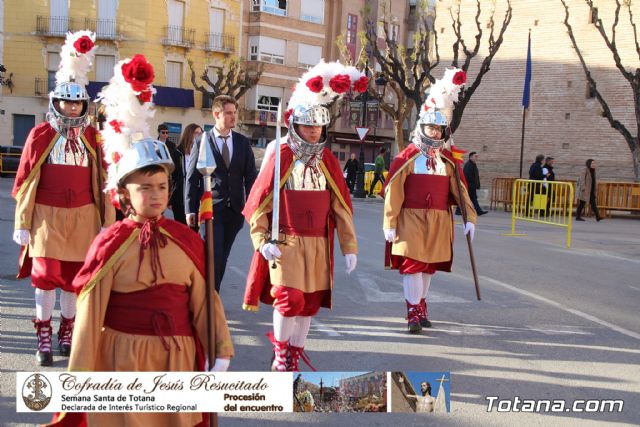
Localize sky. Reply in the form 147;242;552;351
298;372;371;388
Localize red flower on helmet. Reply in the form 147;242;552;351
73;36;94;54
329;74;351;94
121;54;155;92
306;76;324;93
452;70;466;85
109;120;123;134
111;151;122;163
138;89;153;103
353;76;369;93
284;108;293;126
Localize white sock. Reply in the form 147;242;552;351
421;273;433;299
289;316;312;348
402;273;422;305
273;310;296;342
35;289;56;321
59;291;77;319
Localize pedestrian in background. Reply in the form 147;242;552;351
462;152;487;215
528;154;545;212
173;123;203;228
158;123;186;225
543;156;555;212
368;147;387;197
343;152;358;193
576;158;602;221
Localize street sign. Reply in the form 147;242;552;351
355;127;370;141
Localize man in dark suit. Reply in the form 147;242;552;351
185;95;258;292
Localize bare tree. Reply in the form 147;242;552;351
187;57;263;102
352;0;512;152
561;0;640;181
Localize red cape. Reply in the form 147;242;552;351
49;217;208;427
12;123;101;198
242;144;352;311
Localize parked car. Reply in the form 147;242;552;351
0;145;23;176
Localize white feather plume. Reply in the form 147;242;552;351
55;31;96;87
420;67;466;119
98;58;157;190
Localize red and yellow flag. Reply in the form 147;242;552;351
199;191;213;222
450;145;466;163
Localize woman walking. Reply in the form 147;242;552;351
576;158;602;221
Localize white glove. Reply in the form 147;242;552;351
210;358;231;372
345;253;357;275
13;229;30;246
463;222;475;241
186;213;196;226
260;243;282;261
383;228;396;243
100;227;107;233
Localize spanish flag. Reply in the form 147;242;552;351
199;191;213;223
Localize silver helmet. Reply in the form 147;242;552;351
287;104;329;165
413;110;447;152
114;138;175;186
47;81;91;140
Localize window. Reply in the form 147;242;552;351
300;0;323;24
210;7;224;32
253;0;287;17
97;0;117;39
391;24;400;42
166;61;182;88
298;43;322;67
346;14;357;60
256;85;284;112
249;36;285;64
95;55;115;82
47;52;60;92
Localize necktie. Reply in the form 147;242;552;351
220;135;230;168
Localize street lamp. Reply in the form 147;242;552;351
372;74;387;159
353;62;370;199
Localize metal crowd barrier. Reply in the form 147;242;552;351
504;179;574;248
0;152;21;175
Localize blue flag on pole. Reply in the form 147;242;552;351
522;31;532;109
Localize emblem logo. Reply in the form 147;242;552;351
22;373;52;411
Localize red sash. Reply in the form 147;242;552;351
279;189;330;237
35;164;93;208
402;174;449;210
104;284;193;343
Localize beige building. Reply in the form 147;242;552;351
436;0;639;183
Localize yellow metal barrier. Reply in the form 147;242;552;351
0;152;21;175
504;179;574;248
364;171;388;195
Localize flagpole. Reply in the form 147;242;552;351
520;29;532;178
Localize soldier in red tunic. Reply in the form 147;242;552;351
12;31;115;366
383;69;477;333
243;61;368;371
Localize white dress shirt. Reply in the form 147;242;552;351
212;127;233;162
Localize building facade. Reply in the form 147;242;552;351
1;0;240;146
436;0;639;183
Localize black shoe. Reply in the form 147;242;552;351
596;217;603;222
408;321;422;333
576;217;585;221
368;194;376;198
455;209;461;215
478;210;488;216
420;318;432;328
59;343;71;357
36;351;53;366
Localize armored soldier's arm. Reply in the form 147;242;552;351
331;191;358;255
14;169;40;231
248;201;272;251
383;165;409;230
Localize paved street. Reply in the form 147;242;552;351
1;175;639;426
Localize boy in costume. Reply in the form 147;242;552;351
54;54;232;427
383;68;477;333
11;31;115;366
243;61;368;371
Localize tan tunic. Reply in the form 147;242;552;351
70;238;233;427
384;154;476;264
14;135;115;261
249;161;358;295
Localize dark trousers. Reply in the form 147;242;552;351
346;173;356;192
576;193;600;219
171;199;187;225
210;204;245;292
468;187;483;214
369;173;385;195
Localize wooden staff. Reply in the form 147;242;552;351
196;134;218;427
452;156;481;300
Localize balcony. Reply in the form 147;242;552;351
36;16;77;37
84;18;121;40
162;26;195;48
252;0;288;17
242;109;279;125
204;33;235;53
34;78;48;97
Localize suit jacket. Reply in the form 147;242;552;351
165;140;185;211
185;129;257;215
